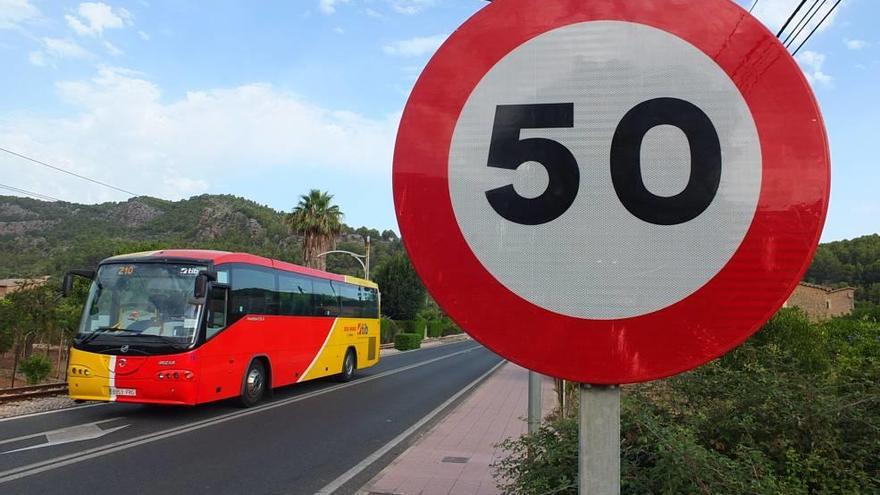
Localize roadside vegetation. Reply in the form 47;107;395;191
492;308;880;494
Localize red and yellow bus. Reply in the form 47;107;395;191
64;249;380;406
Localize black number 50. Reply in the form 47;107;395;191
485;97;722;226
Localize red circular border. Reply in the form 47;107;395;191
393;0;830;383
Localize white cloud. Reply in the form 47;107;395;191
138;30;150;41
318;0;349;15
333;26;344;35
845;38;868;50
66;2;133;37
387;0;435;15
0;68;399;203
750;0;842;49
364;8;384;19
383;33;447;56
0;0;40;29
103;40;122;56
796;50;832;86
41;37;92;60
28;50;46;66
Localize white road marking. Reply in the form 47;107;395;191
0;343;485;485
314;359;506;495
0;418;125;447
2;423;130;454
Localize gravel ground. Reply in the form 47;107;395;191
0;396;89;419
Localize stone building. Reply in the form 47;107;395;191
783;282;856;322
0;276;50;298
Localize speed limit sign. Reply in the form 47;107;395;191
393;0;830;383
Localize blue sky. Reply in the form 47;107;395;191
0;0;877;241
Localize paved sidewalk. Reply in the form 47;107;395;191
359;362;557;495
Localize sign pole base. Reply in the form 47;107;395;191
578;384;620;495
527;370;542;434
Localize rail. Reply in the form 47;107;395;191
0;382;68;404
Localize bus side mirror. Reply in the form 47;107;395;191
195;270;218;299
62;269;96;297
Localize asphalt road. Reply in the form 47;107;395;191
0;341;503;495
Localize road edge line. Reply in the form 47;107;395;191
313;359;507;495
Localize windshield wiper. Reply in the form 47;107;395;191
130;333;192;348
75;327;137;345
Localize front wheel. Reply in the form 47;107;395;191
337;350;356;382
239;360;267;407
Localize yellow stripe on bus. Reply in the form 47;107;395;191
300;317;380;381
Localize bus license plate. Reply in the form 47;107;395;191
110;387;137;397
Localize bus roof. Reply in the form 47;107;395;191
102;249;378;289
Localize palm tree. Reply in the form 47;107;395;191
286;189;343;271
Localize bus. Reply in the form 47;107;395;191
63;249;380;407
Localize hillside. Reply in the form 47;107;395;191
1;194;877;304
0;194;402;279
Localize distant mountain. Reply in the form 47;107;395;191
0;194;402;279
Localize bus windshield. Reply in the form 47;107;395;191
76;263;206;350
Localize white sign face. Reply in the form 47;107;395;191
448;21;761;319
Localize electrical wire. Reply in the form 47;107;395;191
0;146;137;197
748;0;760;13
782;0;825;47
0;183;63;202
776;0;810;37
791;0;843;55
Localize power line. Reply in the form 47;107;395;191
0;183;63;202
0;146;137;197
748;0;759;13
792;0;843;55
776;0;810;37
782;0;825;47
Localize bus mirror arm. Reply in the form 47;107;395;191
62;269;96;297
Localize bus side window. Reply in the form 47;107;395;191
278;272;313;316
230;265;277;320
206;288;227;339
313;279;339;317
364;288;379;319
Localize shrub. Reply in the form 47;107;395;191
397;319;425;336
492;308;880;493
440;319;462;336
380;317;399;344
394;332;422;351
20;354;52;385
426;320;444;338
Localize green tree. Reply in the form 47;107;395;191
0;298;15;355
373;252;426;320
285;190;343;271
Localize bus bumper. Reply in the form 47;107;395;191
68;348;199;406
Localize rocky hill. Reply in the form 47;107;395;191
0;194;401;279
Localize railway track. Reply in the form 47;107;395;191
0;382;68;404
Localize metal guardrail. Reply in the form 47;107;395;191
0;382;68;404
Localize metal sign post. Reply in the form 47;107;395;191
527;370;542;434
579;384;620;495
